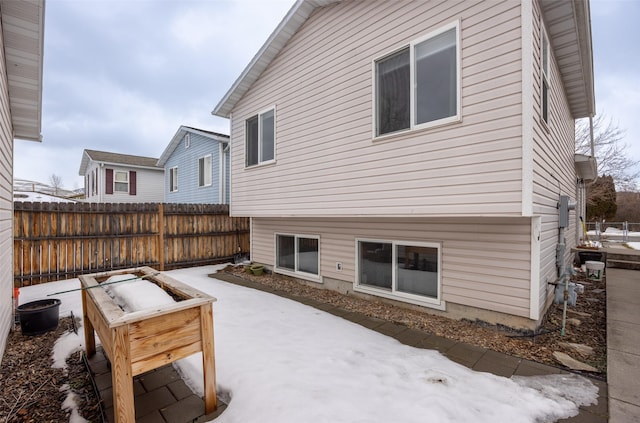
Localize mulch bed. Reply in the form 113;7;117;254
0;316;102;423
0;266;606;421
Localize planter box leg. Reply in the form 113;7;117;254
112;325;134;423
201;303;217;412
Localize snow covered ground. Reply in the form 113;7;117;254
19;265;599;423
13;191;76;203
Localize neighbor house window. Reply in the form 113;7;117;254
375;22;459;136
199;154;212;187
541;26;550;125
246;108;275;166
276;234;319;278
169;167;178;192
114;171;129;193
356;239;441;306
185;133;191;148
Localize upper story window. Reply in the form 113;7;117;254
541;26;550;125
375;22;460;137
169;167;178;192
199;154;212;187
246;108;275;167
114;171;129;192
185;133;191;148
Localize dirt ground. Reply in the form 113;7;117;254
0;317;102;423
0;265;606;422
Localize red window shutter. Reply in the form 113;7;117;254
129;171;137;195
105;168;113;194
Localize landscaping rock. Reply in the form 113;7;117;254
553;351;599;372
559;342;594;357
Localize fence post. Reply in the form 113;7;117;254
158;203;165;271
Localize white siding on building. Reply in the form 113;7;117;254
0;24;13;358
229;0;525;218
530;1;579;318
252;216;533;319
83;164;164;203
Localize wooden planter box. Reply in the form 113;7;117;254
79;266;217;423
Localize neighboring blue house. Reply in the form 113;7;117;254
158;126;230;204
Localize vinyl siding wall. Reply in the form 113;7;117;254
84;163;164;203
530;1;579;318
164;133;228;204
0;23;14;358
252;217;533;319
230;0;525;217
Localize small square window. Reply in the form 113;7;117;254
276;234;319;278
114;171;129;193
169;167;178;192
199;155;212;187
246;108;275;166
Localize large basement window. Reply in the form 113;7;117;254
375;22;460;137
276;234;320;280
356;239;441;307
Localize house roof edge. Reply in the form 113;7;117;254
212;0;339;118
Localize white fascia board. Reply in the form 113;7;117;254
212;0;339;118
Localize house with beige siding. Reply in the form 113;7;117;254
213;0;597;329
79;149;165;203
0;0;45;359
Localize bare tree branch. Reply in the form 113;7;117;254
576;115;639;191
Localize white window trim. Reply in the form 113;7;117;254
114;170;129;193
354;238;444;310
245;106;276;168
199;154;213;187
274;233;321;282
540;23;551;127
185;133;191;148
169;166;178;193
372;20;461;140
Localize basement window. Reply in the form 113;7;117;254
356;239;442;307
275;233;320;280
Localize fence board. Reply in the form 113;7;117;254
13;202;250;286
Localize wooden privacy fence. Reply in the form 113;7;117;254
13;202;250;286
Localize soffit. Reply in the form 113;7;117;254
540;0;595;118
1;0;45;141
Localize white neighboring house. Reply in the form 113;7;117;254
79;149;165;203
0;0;45;359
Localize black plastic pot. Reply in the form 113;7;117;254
17;299;61;335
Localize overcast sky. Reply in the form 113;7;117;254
13;0;640;191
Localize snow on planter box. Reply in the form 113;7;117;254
78;266;217;423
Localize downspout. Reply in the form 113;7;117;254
589;115;595;158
